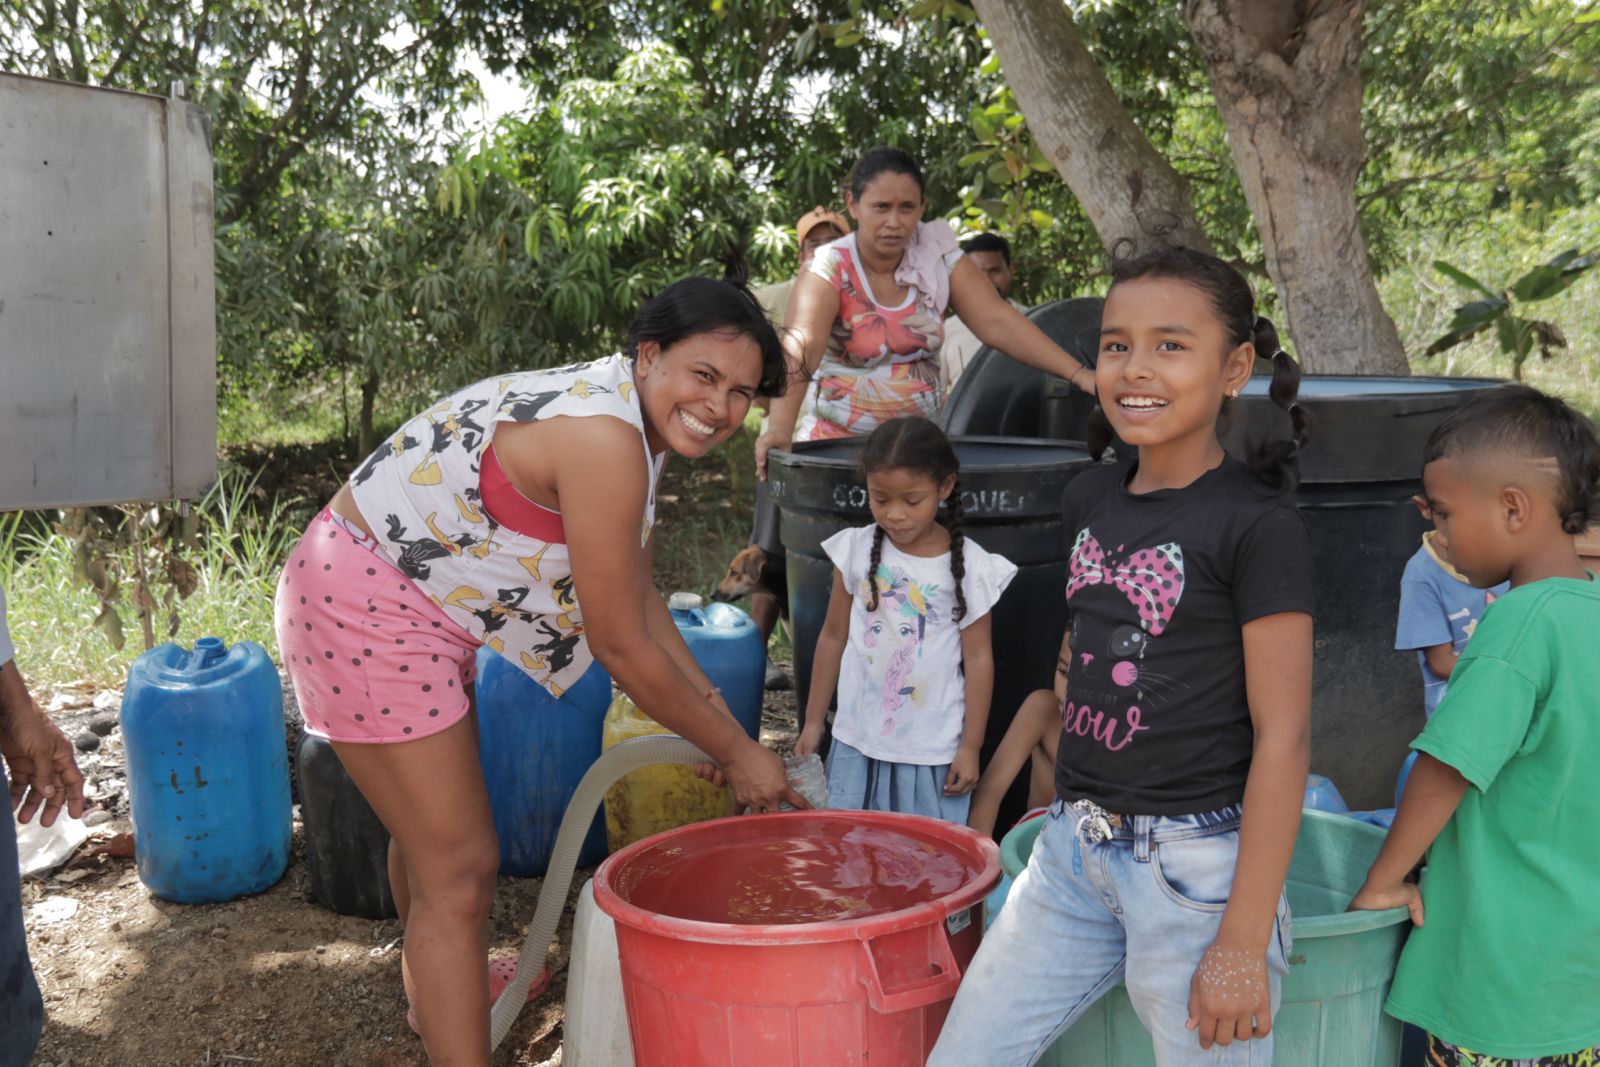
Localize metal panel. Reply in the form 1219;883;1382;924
0;73;216;508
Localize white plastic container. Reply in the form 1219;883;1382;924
563;877;634;1067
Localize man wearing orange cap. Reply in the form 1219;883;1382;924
754;207;851;330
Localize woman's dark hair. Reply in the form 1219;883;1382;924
1423;383;1600;535
847;147;925;201
858;416;967;622
626;261;786;398
1085;244;1310;492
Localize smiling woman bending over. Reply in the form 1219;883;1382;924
275;272;804;1066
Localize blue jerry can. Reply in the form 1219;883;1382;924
668;593;764;741
121;637;291;904
476;652;611;876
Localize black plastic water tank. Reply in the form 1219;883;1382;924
295;729;398;919
770;437;1098;827
944;297;1103;442
1221;375;1502;806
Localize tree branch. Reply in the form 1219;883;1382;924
62;0;88;82
1360;165;1572;205
223;21;450;225
190;0;215;76
104;8;157;85
971;0;1213;255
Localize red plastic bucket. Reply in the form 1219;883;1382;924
592;810;1000;1066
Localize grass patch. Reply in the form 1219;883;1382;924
1383;201;1600;417
2;469;300;691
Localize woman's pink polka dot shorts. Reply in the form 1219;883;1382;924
275;510;479;743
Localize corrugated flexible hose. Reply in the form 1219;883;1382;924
487;735;711;1051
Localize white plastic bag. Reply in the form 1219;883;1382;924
13;811;90;877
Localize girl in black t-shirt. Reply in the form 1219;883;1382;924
931;247;1314;1067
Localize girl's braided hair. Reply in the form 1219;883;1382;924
1085;244;1310;492
859;416;968;622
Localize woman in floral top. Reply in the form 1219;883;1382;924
755;147;1096;475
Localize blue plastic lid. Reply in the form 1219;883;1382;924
132;637;258;686
191;637;227;669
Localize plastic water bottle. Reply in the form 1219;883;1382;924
782;753;828;810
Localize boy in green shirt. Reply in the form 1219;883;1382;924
1350;384;1600;1064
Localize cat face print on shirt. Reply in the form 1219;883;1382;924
1063;527;1187;752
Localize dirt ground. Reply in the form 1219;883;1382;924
22;671;800;1067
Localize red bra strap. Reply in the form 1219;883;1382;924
479;443;567;544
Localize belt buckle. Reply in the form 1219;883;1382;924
1071;799;1120;844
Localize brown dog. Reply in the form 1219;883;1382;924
711;544;790;623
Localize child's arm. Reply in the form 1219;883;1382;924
1395;569;1454;678
1053;626;1071;703
1347;754;1469;925
795;569;852;756
1421;642;1459;680
969;628;1071;834
968;687;1061;837
945;612;994;797
1188;611;1311;1050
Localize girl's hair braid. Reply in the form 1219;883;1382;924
945;476;968;623
858;416;964;613
865;524;886;612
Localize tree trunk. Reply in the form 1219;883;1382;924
1182;0;1409;375
358;369;381;459
971;0;1213;256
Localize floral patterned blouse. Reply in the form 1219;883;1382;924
795;226;963;441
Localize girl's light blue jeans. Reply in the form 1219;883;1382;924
929;799;1292;1067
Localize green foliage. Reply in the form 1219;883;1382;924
5;0;1597;405
1425;248;1599;379
426;44;756;366
1360;0;1600;271
1383;199;1600;423
1;469;300;687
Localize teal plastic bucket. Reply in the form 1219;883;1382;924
995;810;1410;1066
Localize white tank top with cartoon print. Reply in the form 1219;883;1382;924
350;355;663;698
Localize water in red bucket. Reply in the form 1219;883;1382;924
593;810;1000;1067
614;818;977;925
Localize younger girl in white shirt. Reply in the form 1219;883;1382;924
797;416;1016;822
